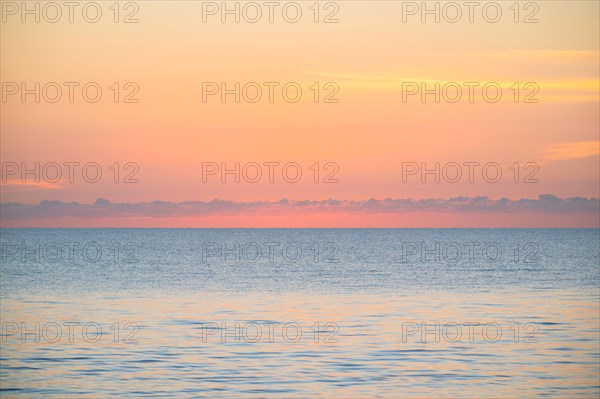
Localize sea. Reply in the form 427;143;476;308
1;228;598;398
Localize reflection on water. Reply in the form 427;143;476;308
2;291;598;398
1;229;599;398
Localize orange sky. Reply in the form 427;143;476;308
1;0;599;227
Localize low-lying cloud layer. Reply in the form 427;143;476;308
1;195;598;220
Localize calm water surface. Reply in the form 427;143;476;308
1;229;599;398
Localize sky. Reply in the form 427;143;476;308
1;0;599;227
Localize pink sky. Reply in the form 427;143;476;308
1;1;599;227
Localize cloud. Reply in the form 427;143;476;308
1;195;598;220
303;70;599;101
544;141;600;161
303;49;600;102
0;181;63;191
